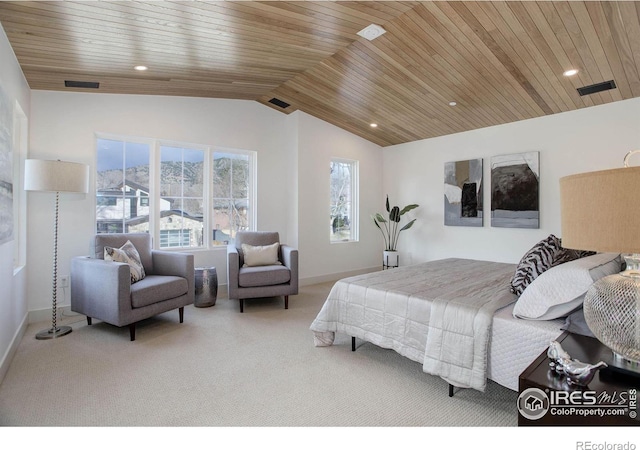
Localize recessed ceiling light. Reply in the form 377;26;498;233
449;101;457;107
357;24;386;41
370;123;378;128
134;65;148;71
563;69;578;77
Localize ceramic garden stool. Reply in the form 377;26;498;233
194;267;218;307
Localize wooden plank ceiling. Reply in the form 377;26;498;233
1;1;639;147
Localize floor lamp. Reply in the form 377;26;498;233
24;159;89;340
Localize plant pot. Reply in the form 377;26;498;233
383;250;399;269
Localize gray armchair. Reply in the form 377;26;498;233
71;233;194;341
227;231;298;313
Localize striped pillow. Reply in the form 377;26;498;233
510;235;563;295
553;248;596;266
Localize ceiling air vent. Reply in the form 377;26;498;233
577;80;616;96
64;80;100;89
268;97;290;109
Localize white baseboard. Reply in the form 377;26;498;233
0;313;28;386
28;305;73;324
299;266;380;287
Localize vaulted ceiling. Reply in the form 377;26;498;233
1;1;639;147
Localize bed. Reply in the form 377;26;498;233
310;251;622;393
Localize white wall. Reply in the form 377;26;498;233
283;112;299;249
27;91;384;317
296;111;383;281
0;23;31;384
27;91;289;317
383;97;640;265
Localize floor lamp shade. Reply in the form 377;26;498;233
560;161;640;372
24;159;90;340
24;159;89;194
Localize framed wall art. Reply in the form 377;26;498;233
490;151;539;229
444;158;483;227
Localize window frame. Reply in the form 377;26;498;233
12;101;28;272
211;146;257;246
94;134;154;237
94;134;256;251
156;140;208;250
329;157;359;244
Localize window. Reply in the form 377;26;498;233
160;229;191;248
96;138;150;235
95;136;255;249
97;197;117;206
12;102;28;270
212;151;253;245
160;145;205;248
330;158;358;242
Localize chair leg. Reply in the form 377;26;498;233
87;317;92;326
285;295;289;309
239;299;244;313
179;307;184;323
129;323;136;341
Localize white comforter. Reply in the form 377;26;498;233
310;258;518;391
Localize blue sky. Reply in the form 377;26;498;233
97;139;205;171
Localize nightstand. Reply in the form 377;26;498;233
518;331;639;426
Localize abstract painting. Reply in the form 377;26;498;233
490;151;539;229
444;158;483;227
0;84;13;246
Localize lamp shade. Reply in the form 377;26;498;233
561;162;640;370
24;159;89;194
559;166;640;253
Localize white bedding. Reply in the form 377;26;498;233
310;258;565;392
488;303;564;390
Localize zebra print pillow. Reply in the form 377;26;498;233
553;248;596;266
510;234;563;295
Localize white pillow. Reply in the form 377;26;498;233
104;240;146;283
512;253;621;320
242;242;281;267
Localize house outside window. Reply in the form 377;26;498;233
159;144;205;248
96;138;150;235
95;136;255;249
330;158;358;242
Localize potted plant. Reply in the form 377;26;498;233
372;195;419;268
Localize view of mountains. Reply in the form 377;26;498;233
97;158;248;199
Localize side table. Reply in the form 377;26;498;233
194;267;218;307
518;331;638;426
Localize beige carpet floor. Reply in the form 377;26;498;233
0;281;519;427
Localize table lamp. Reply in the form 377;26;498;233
559;150;640;376
24;159;89;339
